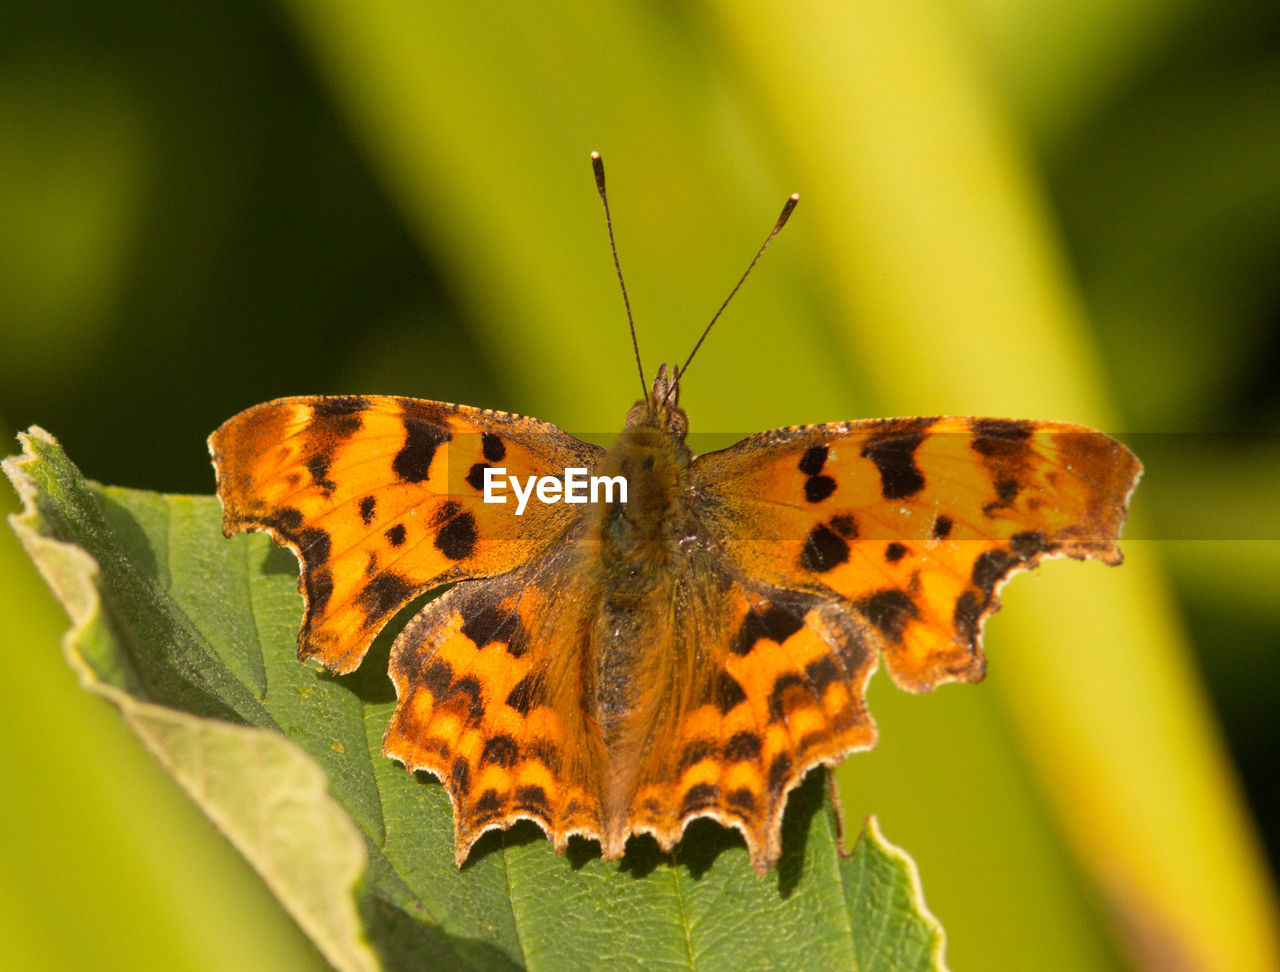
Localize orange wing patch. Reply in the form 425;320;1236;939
211;396;602;672
694;417;1141;692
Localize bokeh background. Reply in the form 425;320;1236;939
2;2;1278;969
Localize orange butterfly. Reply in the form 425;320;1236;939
210;155;1141;874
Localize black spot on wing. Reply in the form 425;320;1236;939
385;523;407;547
357;571;414;623
297;527;331;566
310;397;368;441
481;433;506;463
460;599;528;658
515;784;551;819
434;507;478;561
734;603;806;657
526;739;562;773
799;728;832;751
305;454;337;494
798;445;828;476
358;495;377;525
420;658;453;698
724;731;762;763
804;475;837;503
767;752;793;797
829;514;858;538
801;523;849;573
505;675;534;714
465;463;489;491
306;567;334;618
475;789;504;816
861;421;931;499
971;419;1033;457
261;506;304;537
449;756;470;793
712;670;748;714
680;783;720;815
679;739;717;772
984;477;1021;515
931;514;953;540
393;417;450;483
884;542;908;563
259;513;337;617
858;589;919;642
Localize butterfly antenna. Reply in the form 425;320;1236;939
592;151;647;398
673;192;799;393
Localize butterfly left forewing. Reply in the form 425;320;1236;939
211;395;603;672
692;416;1142;692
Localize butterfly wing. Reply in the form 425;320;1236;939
382;538;612;863
210;395;603;672
619;565;879;874
691;416;1142;692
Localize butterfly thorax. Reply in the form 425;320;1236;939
603;364;694;589
596;425;691;590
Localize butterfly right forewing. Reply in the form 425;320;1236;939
691;416;1141;692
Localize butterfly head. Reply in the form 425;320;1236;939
625;362;689;438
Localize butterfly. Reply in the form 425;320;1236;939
210;154;1142;875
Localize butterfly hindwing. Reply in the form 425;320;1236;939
623;574;879;873
692;416;1142;692
383;542;610;862
211;395;603;672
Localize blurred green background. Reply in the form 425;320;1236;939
2;1;1278;969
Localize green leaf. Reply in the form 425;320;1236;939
6;427;947;971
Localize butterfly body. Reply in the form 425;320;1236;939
211;363;1140;873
